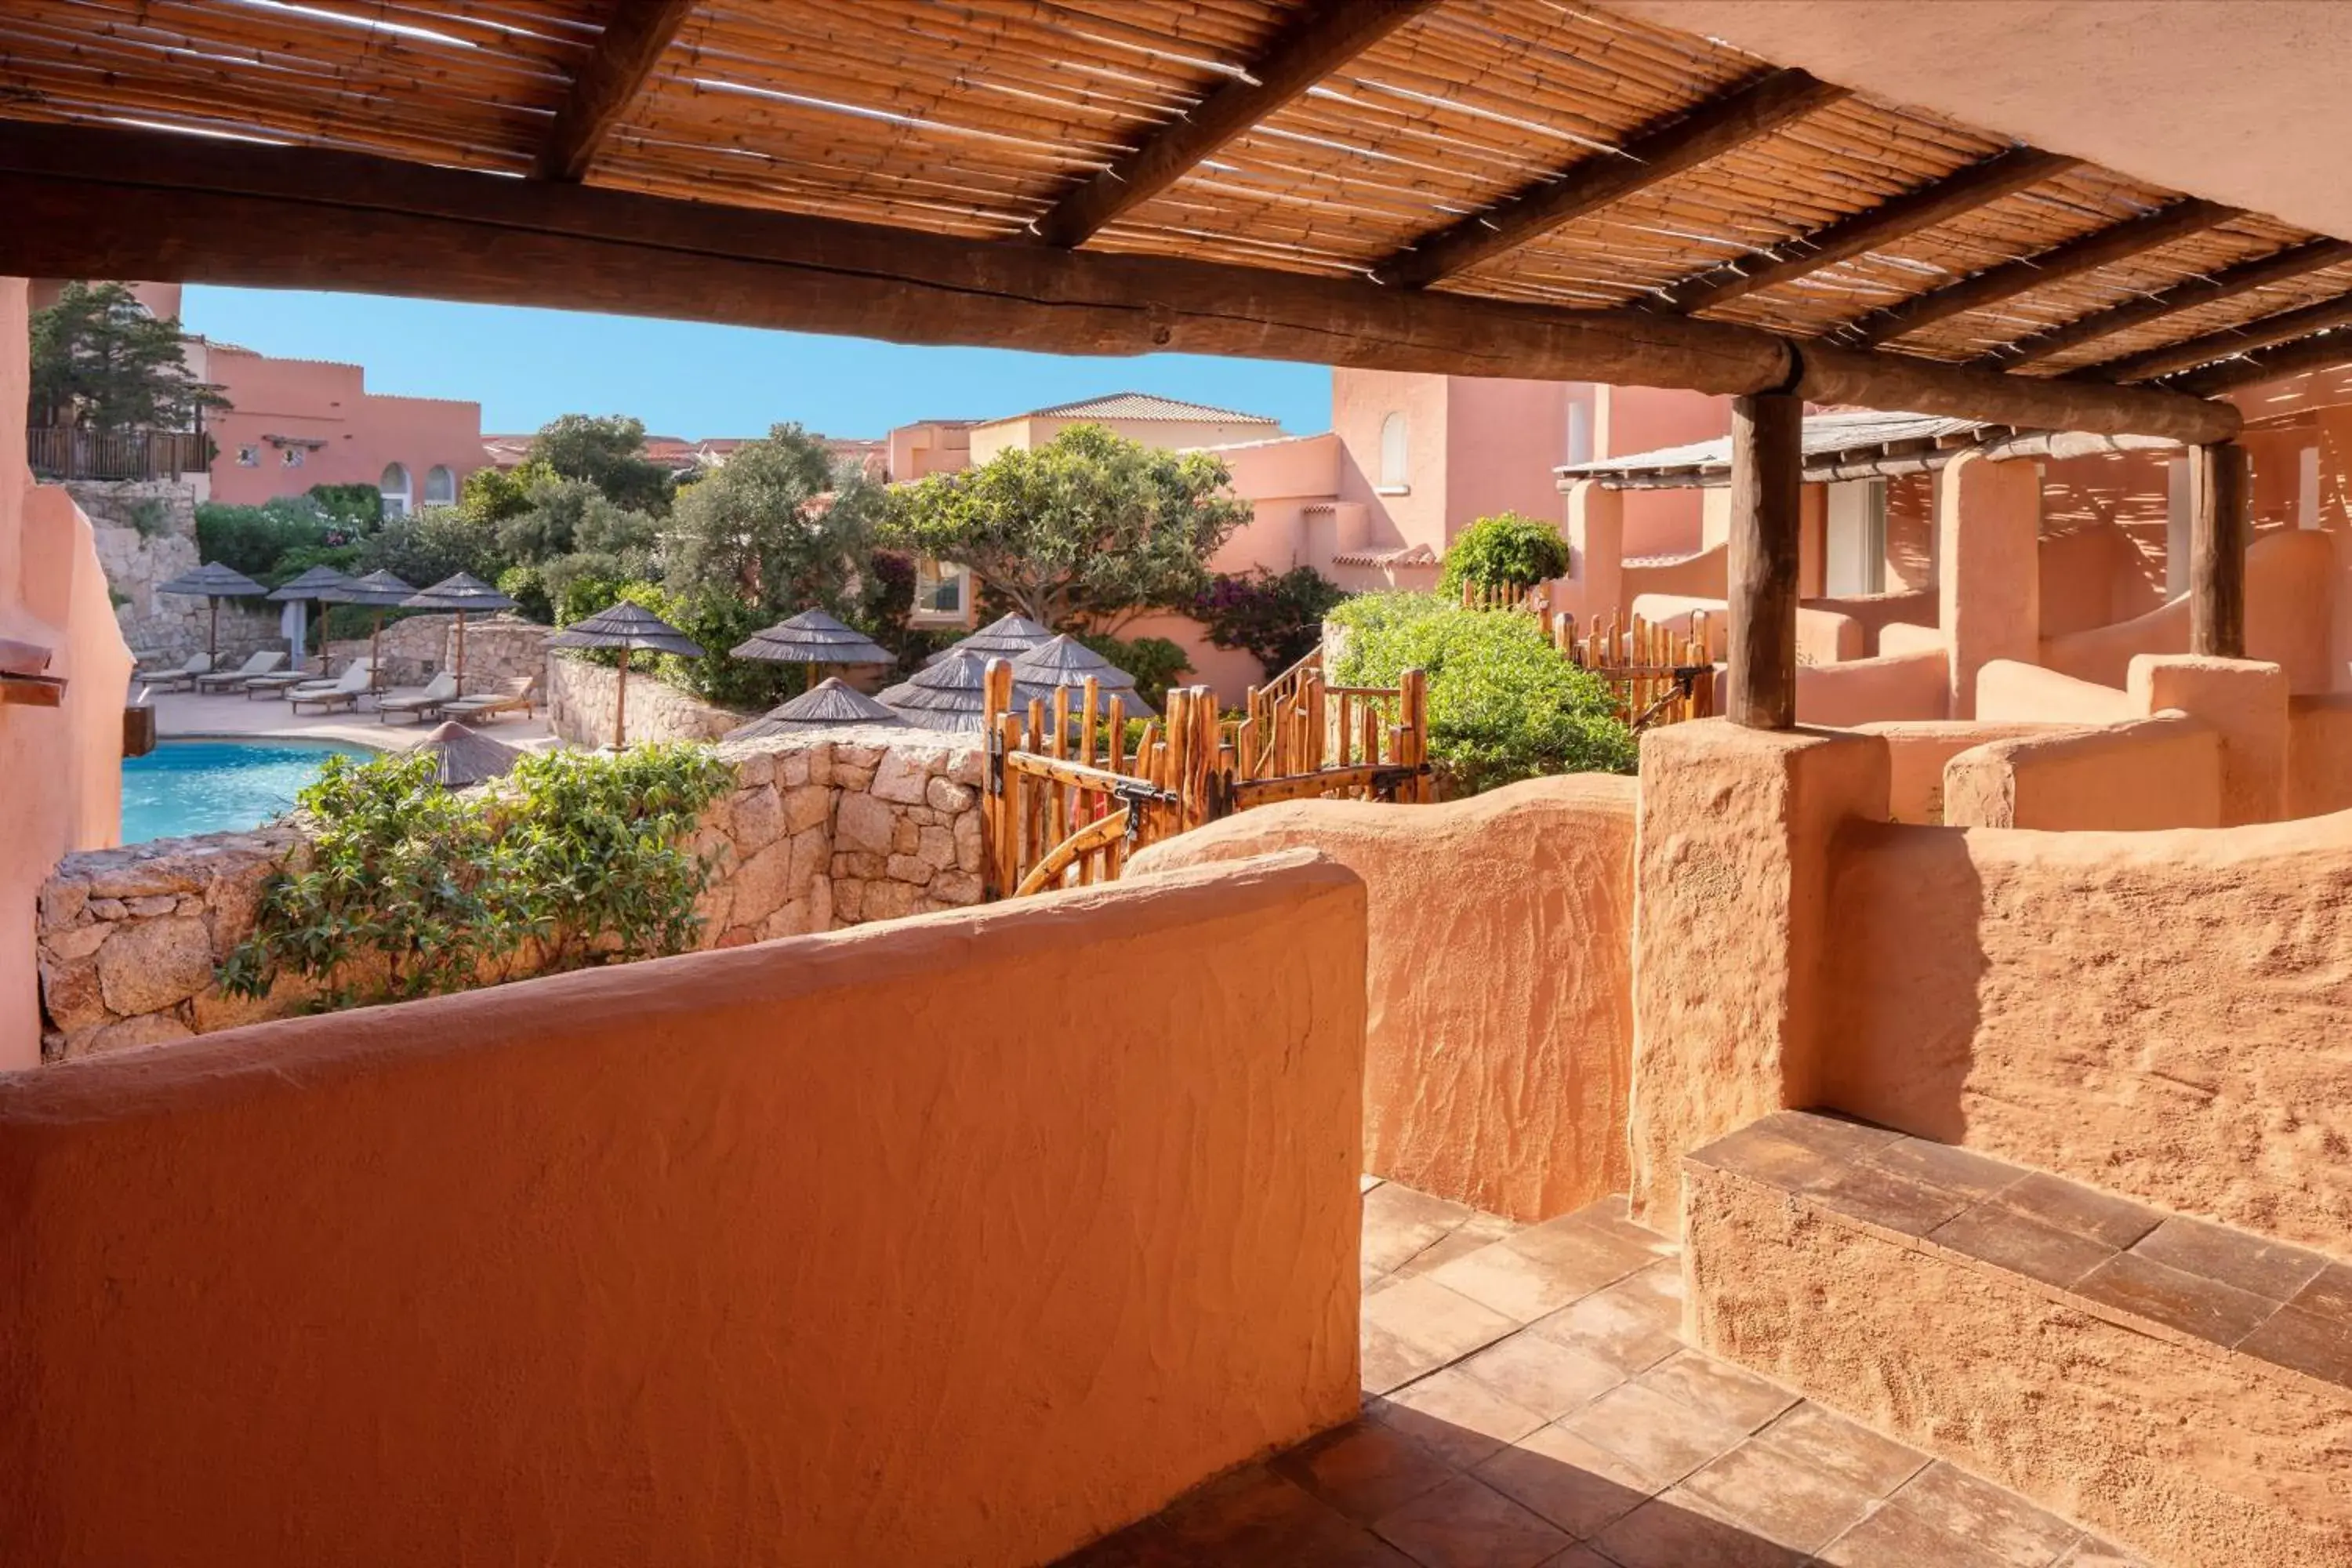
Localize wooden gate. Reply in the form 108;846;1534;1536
1547;611;1716;730
982;660;1428;898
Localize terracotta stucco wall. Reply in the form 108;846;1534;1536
204;347;488;508
0;277;134;1066
1823;811;2352;1254
1445;376;1571;541
2038;527;2333;694
1333;368;1451;556
1132;777;1637;1222
0;851;1367;1566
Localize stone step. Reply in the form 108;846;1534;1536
1683;1111;2352;1568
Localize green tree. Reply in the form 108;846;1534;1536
492;472;659;568
880;423;1250;631
1192;565;1346;678
358;505;508;588
28;281;226;431
457;459;551;527
664;423;881;618
1438;510;1573;596
528;414;673;515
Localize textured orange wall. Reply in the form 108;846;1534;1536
2038;528;2333;694
1131;778;1636;1223
0;853;1367;1566
1942;714;2223;830
1824;812;2352;1252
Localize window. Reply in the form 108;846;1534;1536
1824;480;1888;597
379;462;412;520
2165;456;2189;595
236;445;260;467
2301;445;2322;530
424;464;457;506
1377;412;1409;491
1566;400;1594;466
907;557;975;629
281;447;304;469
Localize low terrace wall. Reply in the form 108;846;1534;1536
545;652;746;746
34;728;985;1059
325;612;551;691
1131;775;1637;1223
0;851;1367;1567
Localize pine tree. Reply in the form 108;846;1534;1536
27;281;227;432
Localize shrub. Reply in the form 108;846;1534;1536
557;580;798;713
194;496;347;583
304;484;384;531
218;744;735;1011
1330;593;1635;792
1075;631;1192;711
1438;510;1573;596
1192;565;1346;678
358;503;509;589
498;564;554;623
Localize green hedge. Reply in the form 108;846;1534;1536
1330;592;1635;793
1437;510;1573;596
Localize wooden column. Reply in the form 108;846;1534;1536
1727;391;1804;728
2189;440;2250;658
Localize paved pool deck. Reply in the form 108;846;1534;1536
143;687;558;751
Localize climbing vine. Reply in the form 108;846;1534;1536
218;743;736;1011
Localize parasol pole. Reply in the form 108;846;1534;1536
615;644;630;750
370;610;385;690
455;610;468;695
209;597;220;662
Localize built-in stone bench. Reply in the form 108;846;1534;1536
1683;1110;2352;1568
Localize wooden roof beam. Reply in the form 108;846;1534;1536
532;0;699;183
2077;289;2352;383
2172;328;2352;397
0;119;2238;445
1372;68;1849;290
1836;197;2241;348
1029;0;1443;250
1657;145;2081;315
1969;237;2352;370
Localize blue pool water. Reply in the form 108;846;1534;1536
121;739;375;844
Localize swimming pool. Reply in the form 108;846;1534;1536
120;739;376;844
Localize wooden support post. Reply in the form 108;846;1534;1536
1727;390;1803;729
613;644;629;750
2190;440;2251;659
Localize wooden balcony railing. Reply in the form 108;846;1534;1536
26;426;209;482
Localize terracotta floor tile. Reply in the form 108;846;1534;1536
2053;1541;2151;1567
1273;1418;1461;1526
1555;1381;1749;1483
1751;1401;1928;1497
1401;1227;1516;1283
1585;1486;1807;1568
1891;1461;2087;1568
1526;1274;1682;1376
1867;1137;2026;1201
1685;1123;1846;1191
1499;1214;1660;1290
1372;1474;1571;1568
1365;1174;1387;1193
1153;1465;1406;1566
1365;1319;1454;1396
1472;1422;1661;1538
1428;1243;1606;1323
1810;1162;1973;1236
1675;1435;1880;1552
1559;1196;1679;1261
2292;1261;2352;1318
1759;1109;1904;1161
1376;1366;1550;1468
2237;1303;2352;1390
1815;1500;2017;1568
1365;1185;1481;1276
1994;1172;2161;1250
1454;1328;1626;1419
2129;1215;2328;1302
2074;1249;2280;1347
1636;1348;1799;1432
1532;1548;1614;1568
1930;1201;2118;1290
1365;1276;1523;1367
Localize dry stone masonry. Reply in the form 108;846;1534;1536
35;728;983;1060
74;479;278;663
546;652;746;745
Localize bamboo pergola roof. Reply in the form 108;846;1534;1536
4;1;2346;434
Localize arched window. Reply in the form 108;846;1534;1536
1378;412;1409;489
424;464;457;506
379;462;412;519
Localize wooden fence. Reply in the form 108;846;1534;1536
982;659;1429;898
1548;611;1716;731
1459;579;1546;613
26;426;209;482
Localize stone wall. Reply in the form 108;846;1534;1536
74;479;277;663
34;728;983;1059
325;612;551;691
546;652;746;745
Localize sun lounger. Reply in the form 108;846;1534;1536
193;651;288;692
376;670;459;724
435;676;535;724
286;659;376;714
140;652;213;694
241;668;312;699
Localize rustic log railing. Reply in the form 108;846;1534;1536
982;659;1429;898
26;426;209;482
1459;579;1548;613
1549;610;1718;731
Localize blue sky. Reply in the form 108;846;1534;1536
180;285;1334;441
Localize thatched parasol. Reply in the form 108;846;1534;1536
414;720;522;789
732;608;895;668
400;572;515;695
546;600;705;750
155;561;266;662
266;564;352;673
1009;633;1157;719
876;648;1040;733
726;676;906;740
317;568;416;690
926;611;1052;666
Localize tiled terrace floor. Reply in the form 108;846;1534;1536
1060;1180;2140;1568
147;688;557;750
